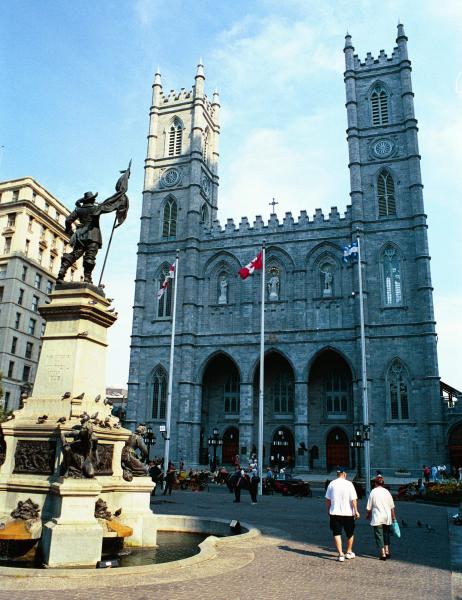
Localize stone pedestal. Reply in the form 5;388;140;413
41;478;104;568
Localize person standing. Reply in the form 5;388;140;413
366;475;396;560
325;467;359;562
163;465;176;496
431;464;438;482
232;468;245;503
423;465;430;484
249;466;259;504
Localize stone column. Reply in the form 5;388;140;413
294;381;309;472
239;383;254;463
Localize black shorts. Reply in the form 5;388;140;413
329;515;355;538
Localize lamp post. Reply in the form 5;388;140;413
208;427;223;471
142;425;156;463
350;425;370;481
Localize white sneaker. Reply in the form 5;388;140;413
345;552;356;559
338;555;345;562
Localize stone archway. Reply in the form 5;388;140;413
449;423;462;469
326;427;349;471
270;427;295;470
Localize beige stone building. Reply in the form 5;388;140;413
0;177;83;410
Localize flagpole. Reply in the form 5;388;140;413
356;234;371;495
258;241;266;495
97;213;118;288
164;249;180;476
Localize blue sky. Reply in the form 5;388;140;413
1;0;461;389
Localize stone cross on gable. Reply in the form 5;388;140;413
269;197;279;215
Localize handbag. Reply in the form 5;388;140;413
390;520;401;538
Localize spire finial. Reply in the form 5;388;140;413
154;66;162;86
344;31;353;50
196;59;205;78
397;21;406;39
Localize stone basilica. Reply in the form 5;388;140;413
126;25;447;476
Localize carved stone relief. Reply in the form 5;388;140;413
13;440;57;475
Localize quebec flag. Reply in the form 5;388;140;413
343;241;359;263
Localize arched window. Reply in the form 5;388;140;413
168;118;183;156
371;85;389;126
224;375;240;414
152;366;167;420
200;203;209;225
325;370;349;415
157;264;173;318
162;198;177;239
377;170;396;216
388;359;409;420
382;246;402;305
270;373;294;414
203;128;209;163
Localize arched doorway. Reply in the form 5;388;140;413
449;423;462;469
222;427;239;465
270;427;295;470
326;427;349;471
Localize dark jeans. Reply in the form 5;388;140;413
373;524;391;549
234;487;241;502
163;481;173;495
250;482;258;503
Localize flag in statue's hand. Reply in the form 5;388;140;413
98;160;131;227
238;251;263;279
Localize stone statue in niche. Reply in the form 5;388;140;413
60;415;99;478
320;265;334;297
267;268;280;301
121;424;149;482
218;275;228;305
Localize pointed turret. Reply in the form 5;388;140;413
194;59;205;98
396;22;408;60
344;32;355;71
211;88;220;124
152;67;162;107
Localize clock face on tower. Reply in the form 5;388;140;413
201;174;211;199
160;168;181;188
372;138;394;159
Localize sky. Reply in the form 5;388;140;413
1;0;461;389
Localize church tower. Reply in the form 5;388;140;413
343;25;443;467
127;64;220;450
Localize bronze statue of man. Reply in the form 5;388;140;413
57;163;130;284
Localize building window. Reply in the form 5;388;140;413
0;286;3;301
325;371;349;414
25;239;30;256
388;359;409;420
167;118;183;156
200;203;209;225
25;342;33;359
18;288;24;305
11;336;18;354
32;295;39;312
28;318;36;335
4;392;10;410
40;321;46;337
0;264;6;279
22;365;31;382
38;249;43;264
224;375;240;414
21;265;28;281
382;246;402;305
157;265;173;318
44;202;50;213
3;237;12;254
7;213;16;227
270;374;294;414
203;128;209;163
7;361;14;378
46;280;53;294
34;272;42;289
151;366;167;420
14;312;21;329
377;170;396;216
28;216;33;232
12;190;19;202
162;198;177;239
371;84;389;125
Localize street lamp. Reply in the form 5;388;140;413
350;425;370;480
208;427;223;471
142;425;156;463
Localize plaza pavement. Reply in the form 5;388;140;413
0;484;460;600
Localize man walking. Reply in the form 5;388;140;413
325;466;359;562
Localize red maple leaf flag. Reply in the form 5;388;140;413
157;263;175;300
238;251;263;279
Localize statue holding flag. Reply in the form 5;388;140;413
57;161;131;285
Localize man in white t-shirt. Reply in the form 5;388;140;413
325;467;359;562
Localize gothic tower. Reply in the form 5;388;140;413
127;64;220;461
343;25;443;467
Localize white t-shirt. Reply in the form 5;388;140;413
325;477;357;516
366;486;395;526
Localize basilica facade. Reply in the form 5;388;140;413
126;25;445;475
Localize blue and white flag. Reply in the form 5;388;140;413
343;241;359;263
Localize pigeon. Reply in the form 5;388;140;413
417;520;423;527
37;415;48;424
95;394;101;402
90;412;99;420
107;298;114;303
88;300;98;305
57;417;67;423
114;508;122;517
107;308;116;313
73;393;85;400
62;391;71;400
401;519;408;528
103;398;113;406
5;414;15;421
114;423;121;429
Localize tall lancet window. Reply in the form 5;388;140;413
382;246;402;306
371;85;389;126
157;264;173;318
152;366;167;420
377;170;396;216
162;197;177;239
168;118;183;156
203;128;209;163
388;360;409;420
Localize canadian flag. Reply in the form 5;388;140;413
157;263;175;300
238;251;263;279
